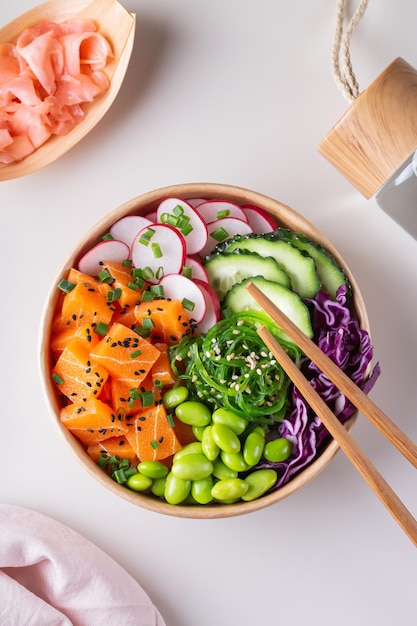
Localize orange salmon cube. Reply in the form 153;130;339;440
60;397;127;444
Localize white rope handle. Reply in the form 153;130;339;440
332;0;369;102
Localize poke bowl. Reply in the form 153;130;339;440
39;182;375;518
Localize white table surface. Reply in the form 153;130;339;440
1;1;417;624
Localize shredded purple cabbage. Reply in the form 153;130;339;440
259;285;381;488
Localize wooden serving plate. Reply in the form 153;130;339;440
0;0;136;181
39;182;371;519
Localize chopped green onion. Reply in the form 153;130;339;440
138;228;156;246
101;233;114;241
94;321;109;336
98;269;114;283
107;288;122;302
150;284;164;297
132;268;145;279
181;297;195;311
150;440;159;450
155;266;164;280
182;266;192;279
181;223;194;236
153;378;163;390
97;453;109;468
142;317;155;330
57;279;76;294
112;468;128;484
216;209;230;219
129;388;141;400
134;325;151;338
123;259;133;267
211;226;229;242
172;205;184;217
141;290;154;302
133;276;146;288
51;372;64;385
166;413;176;428
127;281;140;291
151;242;163;258
141;267;155;281
141;390;155;407
130;348;142;359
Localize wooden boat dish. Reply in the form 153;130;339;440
0;0;136;181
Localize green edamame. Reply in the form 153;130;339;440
212;408;247;435
211;423;241;454
263;438;292;462
243;431;265;467
173;441;203;462
211;478;249;501
126;472;152;492
137;460;169;479
172;454;213;481
164;472;191;504
191;476;214;504
201;425;220;461
162;385;189;409
151;476;167;497
242;469;278;501
220;450;250;473
175;401;211;427
192;425;206;441
212;457;238;480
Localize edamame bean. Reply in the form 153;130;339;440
263;438;292;462
137;460;169;479
151;477;167;497
173;441;203;462
220;450;250;473
191;476;214;504
172;454;213;481
175;401;211;427
192;425;206;441
201;425;220;461
243;431;265;467
242;469;278;501
211;423;241;454
126;473;153;492
212;408;247;435
211;478;248;501
164;472;191;504
212;457;238;480
162;385;189;409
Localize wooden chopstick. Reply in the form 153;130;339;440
245;281;417;469
244;281;417;547
256;324;417;548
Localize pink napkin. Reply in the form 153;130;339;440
0;504;166;625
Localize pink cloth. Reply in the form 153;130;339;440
0;504;166;626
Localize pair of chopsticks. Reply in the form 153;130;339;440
245;282;417;548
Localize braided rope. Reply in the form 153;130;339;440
331;0;369;102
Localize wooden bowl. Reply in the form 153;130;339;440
0;0;135;181
39;182;370;518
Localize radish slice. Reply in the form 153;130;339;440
78;239;130;277
131;223;186;284
156;197;208;256
198;217;253;259
194;279;221;334
143;209;158;222
187;197;207;208
241;205;278;233
195;200;248;224
183;256;209;282
158;274;207;324
109;215;153;249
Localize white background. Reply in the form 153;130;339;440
1;1;417;624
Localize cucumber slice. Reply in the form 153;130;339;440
204;251;291;301
223;276;313;339
272;229;349;299
220;234;320;299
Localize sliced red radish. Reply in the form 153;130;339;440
109;215;153;249
198;217;253;259
131;223;186;284
78;239;130;276
156;197;208;256
183;256;209;282
158;273;207;324
194;279;221;334
195;200;248;224
143;209;158;222
241;205;278;233
187;197;207;208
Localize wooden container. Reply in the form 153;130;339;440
39;182;371;519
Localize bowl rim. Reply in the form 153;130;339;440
39;182;369;519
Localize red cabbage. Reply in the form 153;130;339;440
259;285;381;488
